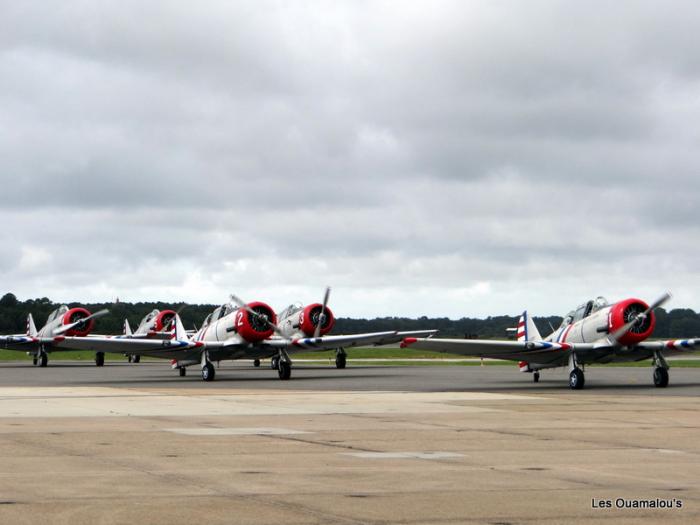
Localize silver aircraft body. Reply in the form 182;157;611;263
403;293;699;389
47;289;436;381
0;305;111;366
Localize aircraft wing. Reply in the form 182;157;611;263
633;338;700;355
281;331;400;353
198;331;400;361
0;335;39;350
402;337;596;365
368;330;439;346
50;336;201;360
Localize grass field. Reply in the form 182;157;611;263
1;347;698;367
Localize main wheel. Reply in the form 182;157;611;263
335;354;347;369
653;367;669;388
278;359;291;380
32;357;38;366
133;355;140;364
95;352;105;367
39;354;48;367
128;355;132;363
253;359;260;368
569;368;584;390
270;356;279;370
179;367;187;377
533;371;540;383
201;362;216;381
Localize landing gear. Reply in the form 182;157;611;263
569;368;585;390
533;371;540;383
278;359;291;380
179;367;187;377
568;352;584;390
39;353;48;367
335;349;347;369
127;355;140;364
653;350;669;388
201;362;215;381
127;355;132;363
653;367;669;388
253;359;260;368
95;352;105;367
270;356;279;370
32;357;38;366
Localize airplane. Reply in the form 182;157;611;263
50;289;436;381
120;308;179;363
0;304;110;366
401;293;700;389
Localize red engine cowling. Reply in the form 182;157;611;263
234;302;277;343
61;307;95;337
154;310;177;332
608;298;655;346
298;303;335;337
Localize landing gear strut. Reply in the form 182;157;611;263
335;349;347;369
568;353;584;390
653;351;669;388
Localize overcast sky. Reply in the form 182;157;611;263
1;1;699;318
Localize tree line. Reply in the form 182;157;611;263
1;292;699;339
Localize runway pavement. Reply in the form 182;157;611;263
0;362;697;524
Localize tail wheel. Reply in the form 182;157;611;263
653;367;669;388
253;359;260;367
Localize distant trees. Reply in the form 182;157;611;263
0;292;699;339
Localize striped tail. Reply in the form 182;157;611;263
516;310;542;342
517;310;542;374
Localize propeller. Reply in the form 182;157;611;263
229;294;287;339
610;292;671;342
54;309;109;336
313;286;331;338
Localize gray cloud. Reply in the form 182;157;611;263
1;1;699;318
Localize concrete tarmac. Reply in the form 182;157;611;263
0;361;698;524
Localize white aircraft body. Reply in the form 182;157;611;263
402;293;699;389
27;289;435;381
0;305;110;366
119;309;179;363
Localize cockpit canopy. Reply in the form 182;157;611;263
46;305;69;324
563;296;609;326
277;302;303;321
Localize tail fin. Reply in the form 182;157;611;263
516;311;542;342
172;314;190;341
123;319;133;336
26;314;37;337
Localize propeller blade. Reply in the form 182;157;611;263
610;292;671;341
229;294;289;339
313;286;331;338
54;309;110;335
